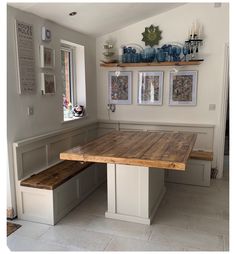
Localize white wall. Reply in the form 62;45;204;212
7;6;97;213
96;3;229;176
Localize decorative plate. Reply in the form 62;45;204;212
141;25;162;47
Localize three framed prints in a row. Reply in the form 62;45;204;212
108;70;198;106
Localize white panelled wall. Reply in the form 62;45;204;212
96;3;229;177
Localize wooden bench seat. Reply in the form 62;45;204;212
20;161;93;190
190;150;213;161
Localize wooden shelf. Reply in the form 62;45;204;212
100;60;203;67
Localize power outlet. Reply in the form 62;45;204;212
27;106;34;116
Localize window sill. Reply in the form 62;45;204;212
62;115;88;124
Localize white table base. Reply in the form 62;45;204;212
105;163;166;225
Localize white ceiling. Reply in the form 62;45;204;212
8;2;185;37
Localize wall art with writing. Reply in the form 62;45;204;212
15;20;36;94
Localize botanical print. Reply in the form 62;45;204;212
138;71;163;105
109;71;132;104
44;74;55;93
44;47;53;67
172;75;193;101
41;73;55;94
169;71;197;106
111;75;129;100
141;75;160;102
40;45;54;68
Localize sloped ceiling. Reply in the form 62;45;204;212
8;2;185;37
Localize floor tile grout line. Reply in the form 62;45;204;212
148;224;227;244
36;226;112;251
82;226;151;242
7;232;76;250
36;226;53;240
103;235;114;251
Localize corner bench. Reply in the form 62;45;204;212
165;150;213;187
18;160;106;225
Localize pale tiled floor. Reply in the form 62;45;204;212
7;159;229;251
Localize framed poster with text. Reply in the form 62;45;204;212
15;20;36;94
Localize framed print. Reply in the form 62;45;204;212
108;71;132;104
41;73;56;94
15;20;36;94
40;45;55;68
169;70;198;106
138;71;164;105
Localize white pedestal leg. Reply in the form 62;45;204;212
105;164;166;225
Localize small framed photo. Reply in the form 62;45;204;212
41;73;56;95
138;71;164;105
40;45;55;68
169;70;198;106
108;71;132;104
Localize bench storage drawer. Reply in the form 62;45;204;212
18;162;106;225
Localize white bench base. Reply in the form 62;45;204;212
165;159;211;187
17;163;106;225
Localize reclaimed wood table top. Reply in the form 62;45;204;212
60;131;197;170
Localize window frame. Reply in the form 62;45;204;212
61;44;77;107
60;39;86;122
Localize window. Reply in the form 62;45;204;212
60;40;86;121
61;45;75;114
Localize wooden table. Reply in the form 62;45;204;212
60;130;197;224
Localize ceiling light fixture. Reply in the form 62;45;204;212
69;11;77;16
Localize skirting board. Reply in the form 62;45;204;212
105;212;151;225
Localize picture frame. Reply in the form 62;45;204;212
108;71;132;104
138;71;164;105
40;45;55;68
41;73;56;95
15;20;36;94
169;70;198;106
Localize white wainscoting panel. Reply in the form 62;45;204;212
106;164;165;225
13;122;98;180
165;159;211;186
21;145;47;179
